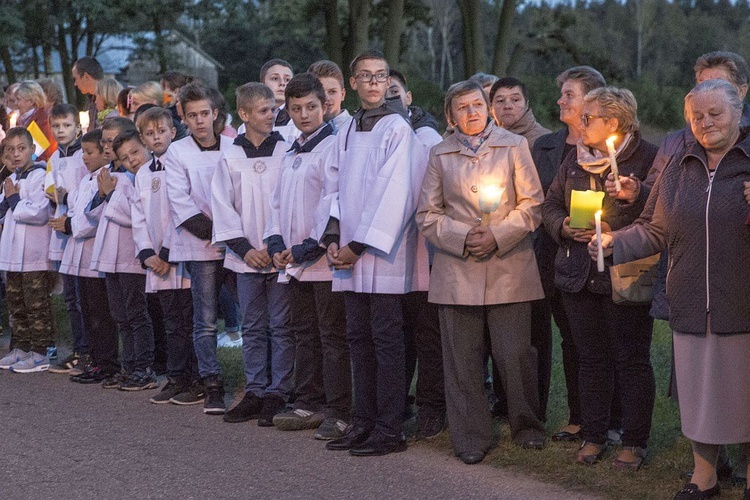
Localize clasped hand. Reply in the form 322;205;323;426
465;226;498;261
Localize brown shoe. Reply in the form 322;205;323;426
576;441;607;465
612;446;647;471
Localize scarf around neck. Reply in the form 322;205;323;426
455;119;493;153
576;132;633;175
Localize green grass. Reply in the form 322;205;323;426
51;298;747;499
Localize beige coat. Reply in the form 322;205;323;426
416;125;544;306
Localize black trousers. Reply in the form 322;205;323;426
78;276;119;374
156;288;198;382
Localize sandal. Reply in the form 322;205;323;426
612;446;647;471
575;441;606;465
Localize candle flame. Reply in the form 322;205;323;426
606;135;617;149
79;111;90;130
478;183;505;213
596;210;602;217
8;111;17;128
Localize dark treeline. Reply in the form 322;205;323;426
1;0;749;130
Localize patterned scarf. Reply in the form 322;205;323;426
454;119;493;153
576;133;633;175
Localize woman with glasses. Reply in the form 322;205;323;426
541;87;658;469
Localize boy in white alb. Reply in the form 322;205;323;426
265;73;351;437
307;60;352;134
237;59;299;142
165;82;234;414
212;82;293;426
133;107;201;405
0;128;55;373
323;51;428;456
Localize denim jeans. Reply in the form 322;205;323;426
185;260;227;378
345;292;405;436
105;273;154;373
61;273;87;354
219;282;240;332
157;288;198;381
236;272;294;398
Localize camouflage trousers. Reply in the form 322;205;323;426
5;271;56;355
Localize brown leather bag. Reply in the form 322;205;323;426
609;254;660;305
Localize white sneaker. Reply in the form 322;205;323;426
217;332;242;348
0;348;29;370
10;352;50;373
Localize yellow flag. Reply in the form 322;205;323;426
27;121;50;158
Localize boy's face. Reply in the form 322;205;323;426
263;64;293;106
318;77;345;121
50;114;80;146
100;128;121;162
182;99;218;143
4;136;33;171
140;118;175;157
386;80;412;109
81;142;107;172
116;138;150;174
239;97;275;138
287;94;324;136
350;59;390;110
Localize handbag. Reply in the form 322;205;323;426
609;253;660;305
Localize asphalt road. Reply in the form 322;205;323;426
0;358;598;500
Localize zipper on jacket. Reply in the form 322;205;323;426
703;165;714;314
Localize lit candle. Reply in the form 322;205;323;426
478;184;505;226
569;189;604;229
79;111;90;134
8;111;17;128
605;136;622;192
595;210;604;272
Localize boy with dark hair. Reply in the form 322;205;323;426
165;82;235;413
132;107;200;404
259;59;294;124
324;50;428;456
45;104;91;374
387;70;442;147
307;60;351;133
212;82;293;426
0;128;55;372
265;73;351;437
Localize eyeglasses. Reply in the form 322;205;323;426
581;114;607;127
354;72;389;84
99;138;115;147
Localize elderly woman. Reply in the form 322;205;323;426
541;87;658;469
14;80;55;161
417;80;547;465
593;79;750;499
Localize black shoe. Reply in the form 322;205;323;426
673;483;720;500
118;368;159;391
257;394;286;427
459;451;486;465
101;371;131;389
513;429;547;450
416;412;446;440
71;366;110;384
223;392;263;423
349;430;407;456
150;378;188;404
203;375;226;415
170;380;206;406
326;424;372;451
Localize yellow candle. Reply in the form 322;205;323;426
605;136;622;192
79;111;90;134
8;111;17;128
569;189;604;229
478;184;505;226
595;210;604;272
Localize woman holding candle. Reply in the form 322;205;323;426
541;86;658;469
592;79;750;499
417;80;547;464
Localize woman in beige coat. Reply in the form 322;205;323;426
416;80;546;465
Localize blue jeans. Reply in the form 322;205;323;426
105;273;154;372
185;260;227;378
236;273;294;398
62;273;87;354
219;283;240;332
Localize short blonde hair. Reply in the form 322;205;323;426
97;78;124;109
15;81;46;109
584;86;640;134
130;81;164;107
236;82;274;112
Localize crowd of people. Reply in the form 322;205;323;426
0;48;749;500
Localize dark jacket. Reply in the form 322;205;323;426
541;131;658;295
614;131;750;335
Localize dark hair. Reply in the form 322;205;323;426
208;87;229;136
117;87;132;115
37;78;63;107
260;59;293;82
81;130;103;152
307;60;345;88
101;116;137;135
556;66;606;94
112;129;143;153
73;56;104;81
133;103;159;124
489;77;529;103
285;73;326;106
136;107;173;133
349;50;388;77
50;103;79;122
389;69;408;91
5;127;33;146
160;71;192;91
178;82;216;110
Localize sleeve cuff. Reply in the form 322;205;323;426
348;240;367;256
6;193;21;211
266;234;286;258
137;249;157;268
224;237;253;257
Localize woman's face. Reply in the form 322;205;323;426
450;90;488;136
687;90;741;153
580;102;618;152
491;86;528;129
15;94;35;115
557;80;587;130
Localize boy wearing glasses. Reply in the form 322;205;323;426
323;50;428;456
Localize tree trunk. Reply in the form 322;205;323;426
427;25;436;81
42;42;53;75
347;0;371;65
457;0;482;77
383;0;404;67
153;16;168;74
30;43;40;78
0;44;16;83
323;0;344;69
491;0;516;76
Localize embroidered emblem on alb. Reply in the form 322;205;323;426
292;157;302;170
254;161;266;174
151;178;161;192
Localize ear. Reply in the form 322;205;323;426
212;108;219;121
170;127;176;140
740;84;749;100
340;87;346;101
349;77;358;93
237;107;249;123
608;117;620;134
406;90;413;107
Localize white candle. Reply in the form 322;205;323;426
8;112;17;128
79;111;90;134
478;184;505;226
595;210;605;273
605;136;622;192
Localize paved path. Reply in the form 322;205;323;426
0;366;599;500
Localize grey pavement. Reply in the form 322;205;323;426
0;364;598;500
